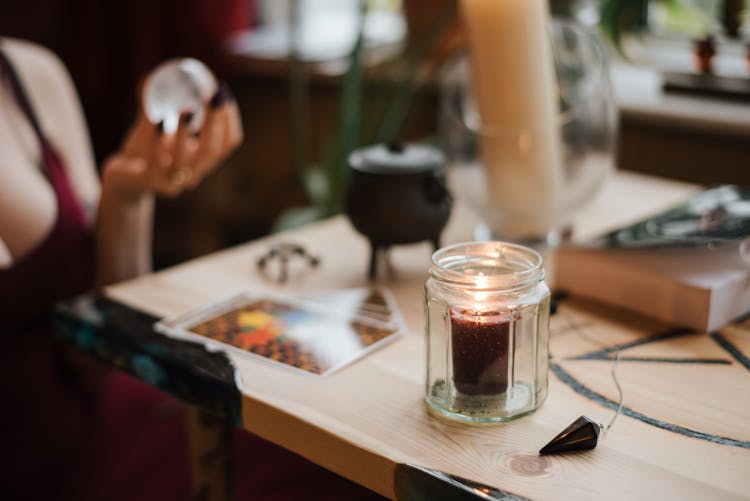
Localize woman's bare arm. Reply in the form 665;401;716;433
94;90;243;286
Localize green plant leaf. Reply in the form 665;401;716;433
323;0;368;216
287;0;313;206
374;2;457;144
302;167;329;208
599;0;650;55
272;205;326;233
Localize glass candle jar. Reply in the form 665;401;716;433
424;241;550;423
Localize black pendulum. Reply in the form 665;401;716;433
539;416;601;455
539;350;624;456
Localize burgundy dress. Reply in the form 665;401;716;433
0;50;384;500
0;47;93;498
0;47;193;500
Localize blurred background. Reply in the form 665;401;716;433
2;0;748;268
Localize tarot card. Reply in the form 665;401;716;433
155;292;402;376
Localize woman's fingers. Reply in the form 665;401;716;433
192;84;242;179
193;105;228;178
114;81;242;199
224;98;244;152
215;83;243;155
169;112;200;189
100;155;150;201
138;122;187;199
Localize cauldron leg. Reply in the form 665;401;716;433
368;242;379;280
431;236;441;252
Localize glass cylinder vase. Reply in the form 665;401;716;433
440;18;616;248
424;241;550;423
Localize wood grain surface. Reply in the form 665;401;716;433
106;171;750;500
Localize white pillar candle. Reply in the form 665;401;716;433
460;0;563;238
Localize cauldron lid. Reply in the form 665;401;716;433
349;142;445;175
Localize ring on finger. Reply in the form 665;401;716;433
168;167;192;187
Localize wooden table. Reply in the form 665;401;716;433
56;171;750;500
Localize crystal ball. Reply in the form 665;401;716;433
142;58;217;134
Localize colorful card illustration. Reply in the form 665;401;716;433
155;289;403;376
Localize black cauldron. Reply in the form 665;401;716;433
345;142;453;278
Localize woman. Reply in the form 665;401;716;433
0;37;386;501
0;36;243;499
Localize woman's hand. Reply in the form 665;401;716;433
101;83;243;202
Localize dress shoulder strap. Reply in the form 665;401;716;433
0;46;65;178
0;47;52;149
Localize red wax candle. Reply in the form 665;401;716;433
450;308;511;396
